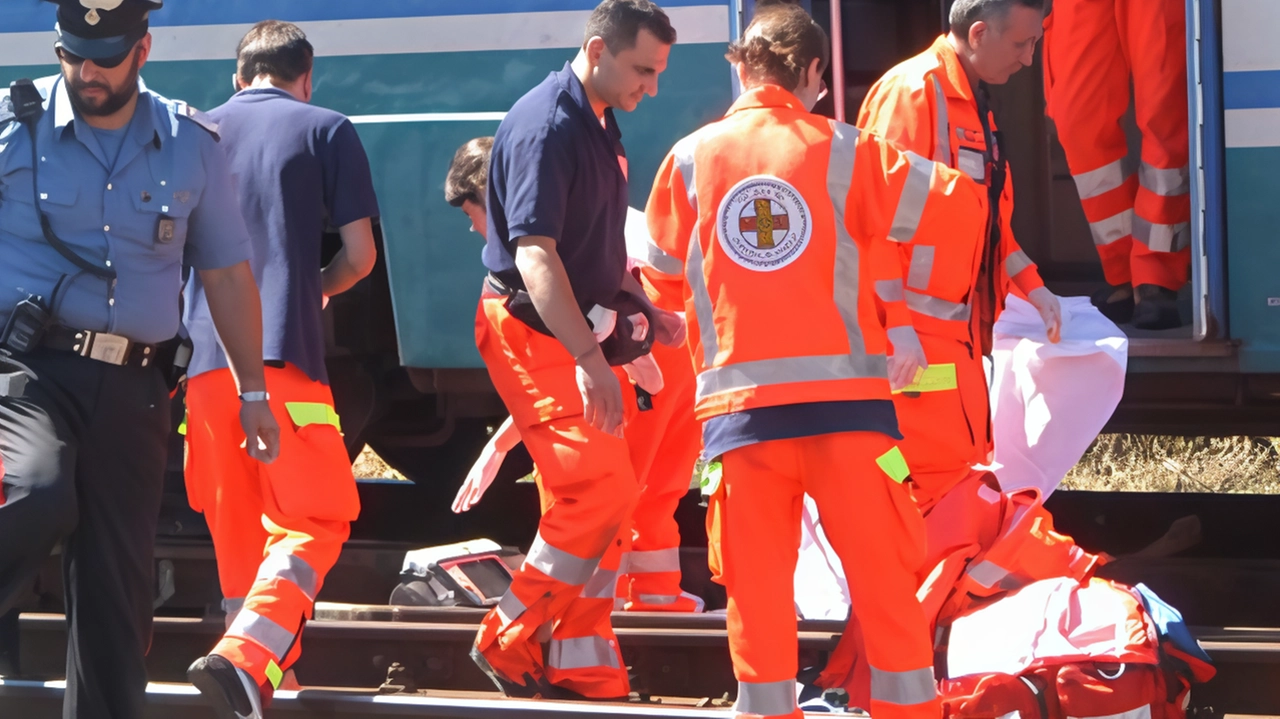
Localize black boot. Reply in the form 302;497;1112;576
1090;283;1135;324
187;654;266;719
469;645;549;699
1132;284;1183;329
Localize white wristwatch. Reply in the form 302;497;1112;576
239;391;270;403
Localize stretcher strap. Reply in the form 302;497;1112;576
876;446;911;484
285;402;342;432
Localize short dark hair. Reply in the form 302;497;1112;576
445;137;494;209
949;0;1045;40
236;20;314;85
583;0;677;54
726;4;829;92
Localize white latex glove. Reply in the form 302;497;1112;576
652;308;687;348
886;325;929;392
452;416;522;513
1027;287;1063;344
623;352;665;394
586;305;617;343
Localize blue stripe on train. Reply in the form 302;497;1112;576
1223;69;1280;110
4;0;727;34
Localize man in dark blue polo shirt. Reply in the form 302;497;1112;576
181;20;378;719
471;0;686;701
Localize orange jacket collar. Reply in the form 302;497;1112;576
930;35;976;104
726;84;808;116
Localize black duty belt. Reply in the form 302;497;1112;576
41;325;158;368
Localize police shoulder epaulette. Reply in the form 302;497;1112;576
171;99;221;141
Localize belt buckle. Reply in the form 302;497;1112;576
80;331;131;365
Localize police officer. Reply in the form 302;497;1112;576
0;2;280;717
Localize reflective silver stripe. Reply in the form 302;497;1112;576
1004;249;1034;278
580;566;619;600
1088;209;1133;247
1133;217;1191;253
736;679;798;716
495;592;527;627
930;73;951;165
1068;706;1154;719
907;245;934;290
1073;158;1130;201
1138;162;1190;197
686;233;720;368
870;666;937;706
905;290;971;321
227;608;295;661
637;593;679;605
221;597;245;615
256;550;319;602
966;559;1009;590
645;240;684;276
829;121;871;360
876;279;905;303
524;533;599;587
625;548;680;574
697;353;888;401
547;636;621;671
888;152;934;243
672;134;700;212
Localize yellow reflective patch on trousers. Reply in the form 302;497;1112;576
700;459;723;499
876;447;911;484
284;402;342;432
891;363;958;394
265;659;284;690
178;410;188;436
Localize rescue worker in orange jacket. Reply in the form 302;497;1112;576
183;21;377;718
857;0;1063;508
645;6;994;717
1043;0;1190;328
446;138;702;614
470;1;687;700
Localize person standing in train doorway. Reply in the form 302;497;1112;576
182;20;379;719
1044;0;1191;328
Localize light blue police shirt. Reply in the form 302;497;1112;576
0;75;252;344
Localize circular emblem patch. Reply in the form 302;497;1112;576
716;175;812;272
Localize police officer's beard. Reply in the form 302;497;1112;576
67;52;142;118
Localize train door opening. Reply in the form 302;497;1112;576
754;0;1223;357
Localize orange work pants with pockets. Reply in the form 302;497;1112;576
617;337;701;612
710;431;939;719
891;334;991;510
1044;0;1191;290
184;363;358;693
473;292;641;699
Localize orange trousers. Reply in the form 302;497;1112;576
184;364;358;691
616;338;701;612
1044;0;1191;290
892;333;991;510
474;293;641;699
710;432;938;719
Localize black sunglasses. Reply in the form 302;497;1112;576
56;44;134;70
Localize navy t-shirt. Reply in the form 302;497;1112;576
184;88;379;385
483;63;629;311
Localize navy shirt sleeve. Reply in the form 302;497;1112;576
185;134;253;270
323;119;379;227
502;117;574;245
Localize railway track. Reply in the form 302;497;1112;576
2;606;1277;718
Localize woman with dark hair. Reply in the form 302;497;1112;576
644;5;991;719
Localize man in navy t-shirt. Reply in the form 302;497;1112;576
183;20;379;719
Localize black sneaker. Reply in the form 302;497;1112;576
188;654;265;719
469;645;548;699
1132;284;1183;329
1090;283;1135;325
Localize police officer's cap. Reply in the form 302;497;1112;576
45;0;163;68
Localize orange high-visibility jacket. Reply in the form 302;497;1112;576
646;85;989;421
858;36;1046;342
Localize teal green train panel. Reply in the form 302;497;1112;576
1226;147;1280;372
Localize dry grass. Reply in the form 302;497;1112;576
351;445;410;482
1063;435;1280;494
